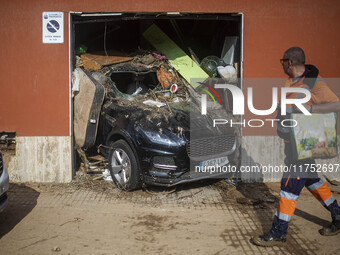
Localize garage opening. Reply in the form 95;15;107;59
69;12;243;188
72;13;242;64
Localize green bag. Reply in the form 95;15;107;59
290;113;338;160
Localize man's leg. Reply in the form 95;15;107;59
253;171;306;246
305;178;340;235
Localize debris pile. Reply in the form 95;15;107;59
74;24;239;116
76;50;191;107
76;149;112;181
73;23;240;181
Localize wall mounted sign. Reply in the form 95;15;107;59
42;12;64;43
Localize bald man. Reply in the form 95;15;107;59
252;47;340;247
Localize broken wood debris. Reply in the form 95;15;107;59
76;147;110;181
81;53;133;70
88;155;106;161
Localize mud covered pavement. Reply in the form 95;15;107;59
1;179;339;255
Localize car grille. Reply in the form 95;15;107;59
186;135;236;159
0;152;3;177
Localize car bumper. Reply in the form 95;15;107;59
144;165;237;187
0;166;9;212
141;144;240;187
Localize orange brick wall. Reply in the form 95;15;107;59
0;0;339;136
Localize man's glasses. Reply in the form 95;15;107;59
280;58;290;64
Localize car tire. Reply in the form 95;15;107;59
108;139;142;191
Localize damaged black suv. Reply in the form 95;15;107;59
72;13;243;190
92;66;240;191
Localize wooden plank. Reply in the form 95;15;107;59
81;53;133;70
73;68;105;148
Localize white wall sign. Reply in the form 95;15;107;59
42;12;64;44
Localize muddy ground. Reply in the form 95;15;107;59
0;176;340;255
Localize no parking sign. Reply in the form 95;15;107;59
42;12;64;43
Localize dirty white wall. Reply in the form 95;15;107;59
7;137;72;183
241;136;340;182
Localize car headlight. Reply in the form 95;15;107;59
142;130;178;146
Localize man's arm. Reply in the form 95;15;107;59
304;101;340;113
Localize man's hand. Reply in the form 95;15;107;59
308;101;340;113
293;101;340;113
292;103;311;113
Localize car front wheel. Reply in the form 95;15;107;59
108;139;141;191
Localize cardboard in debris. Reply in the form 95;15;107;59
143;24;209;88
